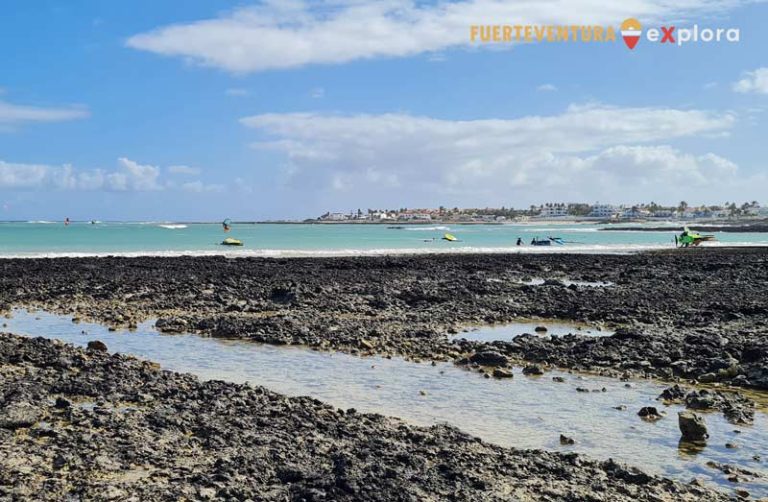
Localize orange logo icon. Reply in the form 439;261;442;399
621;18;642;49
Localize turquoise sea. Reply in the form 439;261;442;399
0;221;766;257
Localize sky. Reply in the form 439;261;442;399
1;0;767;221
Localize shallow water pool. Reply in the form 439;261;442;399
456;319;614;342
4;309;767;498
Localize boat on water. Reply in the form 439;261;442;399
442;233;459;242
675;227;716;247
221;237;243;246
530;236;565;246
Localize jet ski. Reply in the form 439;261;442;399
675;227;716;248
221;237;243;246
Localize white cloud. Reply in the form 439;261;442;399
240;104;757;204
0;158;217;192
536;83;557;92
126;0;752;73
0;100;89;129
111;157;162;191
733;67;768;95
181;180;225;193
168;165;202;176
226;88;250;96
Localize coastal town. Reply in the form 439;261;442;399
316;201;768;223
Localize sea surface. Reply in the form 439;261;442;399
0;221;766;257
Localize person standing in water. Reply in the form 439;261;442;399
516;237;523;246
64;217;70;226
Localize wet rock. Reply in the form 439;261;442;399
638;407;663;421
559;434;575;445
659;384;687;401
492;368;513;379
659;386;755;424
86;340;108;352
155;317;188;333
522;364;544;376
552;376;565;383
534;326;548;333
679;411;708;441
468;351;508;367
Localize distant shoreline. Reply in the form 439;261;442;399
4;218;767;227
601;224;768;233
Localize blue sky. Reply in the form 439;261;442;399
1;0;766;220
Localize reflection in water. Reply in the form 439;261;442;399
4;309;767;498
456;320;614;342
679;439;709;457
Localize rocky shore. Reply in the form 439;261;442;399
0;248;767;389
0;333;734;501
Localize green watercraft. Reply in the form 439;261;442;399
221;237;243;246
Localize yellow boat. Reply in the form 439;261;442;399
442;233;458;242
221;237;243;246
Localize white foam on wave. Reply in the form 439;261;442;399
157;224;188;230
525;227;599;233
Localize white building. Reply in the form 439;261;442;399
621;207;651;219
588;204;618;218
539;204;569;218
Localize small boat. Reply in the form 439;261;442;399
442;233;458;242
221;237;243;246
548;236;565;245
530;238;551;246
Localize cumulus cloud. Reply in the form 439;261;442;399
168;165;202;176
181;180;225;193
536;83;557;92
0;158;215;192
733;67;768;94
240;104;757;204
126;0;751;73
0;100;89;129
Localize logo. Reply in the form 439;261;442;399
469;19;740;49
620;18;642;49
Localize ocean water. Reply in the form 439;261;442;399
0;221;766;257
